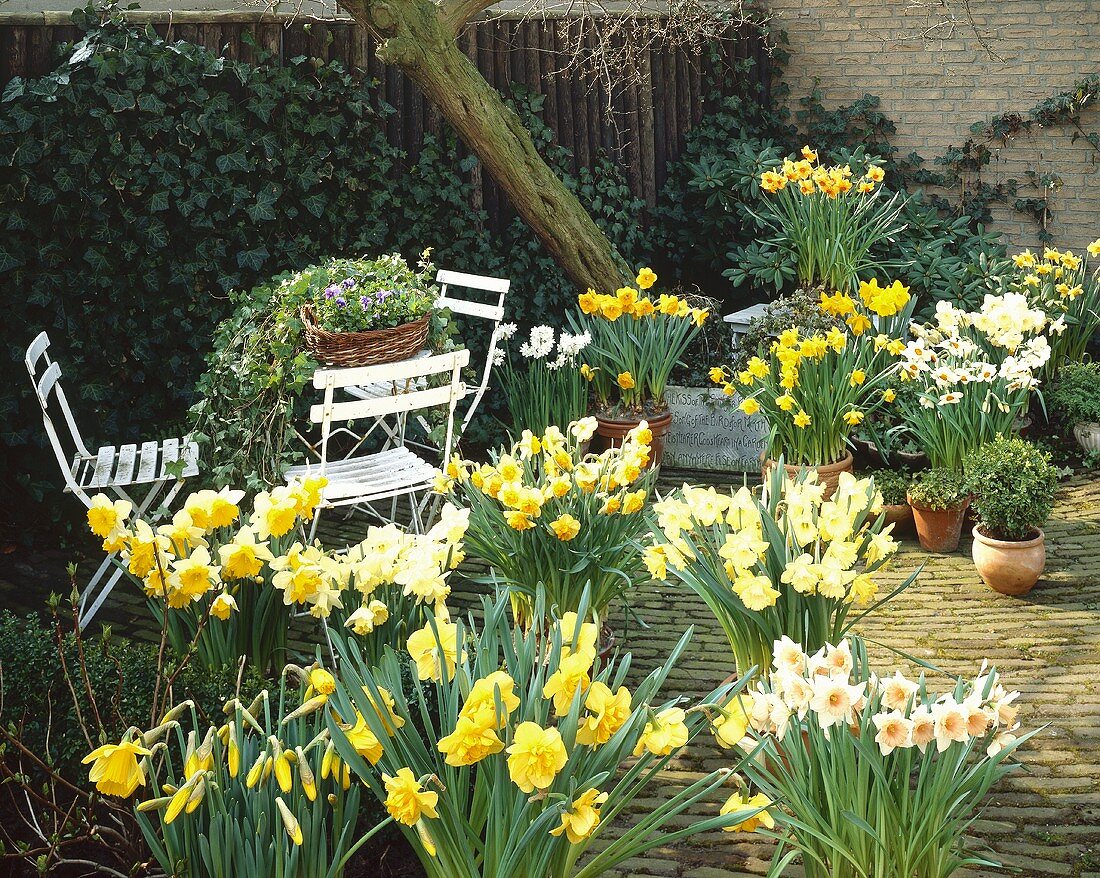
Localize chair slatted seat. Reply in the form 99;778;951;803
25;331;199;627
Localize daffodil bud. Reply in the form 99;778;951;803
185;777;206;814
296;748;316;802
245;751;267;789
276;797;303;846
136;795;172;813
274;753;293;793
158;700;194;726
321;743;336;780
227;723;240;778
282;694;329;722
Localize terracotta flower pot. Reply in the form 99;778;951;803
971;526;1045;595
907;492;968;553
762;451;854;500
882;502;914;535
594;410;673;469
1073;422;1100;454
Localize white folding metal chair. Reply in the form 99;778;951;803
24;332;199;627
333;269;510;453
285;349;470;539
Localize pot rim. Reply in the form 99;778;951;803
594;409;673;428
1073;421;1100;431
764;449;854;472
906;491;971;513
971;525;1045;549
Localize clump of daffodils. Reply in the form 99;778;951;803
87;478;327;668
437;419;653;621
734;635;1033;878
328;590;767;878
646;468;916;676
713;281;908;468
1007;241;1100;378
897;293;1051;471
87;479;467;671
754;146;905;292
759;145;885;199
86;666;365;877
569;268;707;415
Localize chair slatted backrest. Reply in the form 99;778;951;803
25;332;94;502
434;269;509;433
310;350;471;472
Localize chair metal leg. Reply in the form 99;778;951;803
78;556;126;629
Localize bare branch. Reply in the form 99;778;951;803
441;0;501;36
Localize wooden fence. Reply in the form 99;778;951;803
1;14;771;222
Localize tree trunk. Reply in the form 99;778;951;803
339;0;632;293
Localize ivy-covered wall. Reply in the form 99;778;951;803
768;0;1100;250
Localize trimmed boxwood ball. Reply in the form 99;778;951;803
964;437;1059;541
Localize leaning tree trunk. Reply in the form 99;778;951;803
340;0;632;293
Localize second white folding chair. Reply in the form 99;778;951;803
285;349;470;539
336;269;510;454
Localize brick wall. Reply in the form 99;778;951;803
768;0;1100;252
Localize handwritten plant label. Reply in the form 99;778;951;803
663;385;769;472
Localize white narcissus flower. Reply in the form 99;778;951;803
499;322;518;339
872;710;914;755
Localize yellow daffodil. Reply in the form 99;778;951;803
550;787;608;843
506;722;568;793
87;494;132;539
438;714;504;766
635;267;657;289
633;707;688;757
616;371;635;390
383;768;438;825
82;738;151;798
739;397;760;416
549;513;581;541
720;792;774;832
210;592;237;620
576;682;631;746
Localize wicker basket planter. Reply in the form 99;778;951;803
301;305;430;367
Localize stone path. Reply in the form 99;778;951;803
1;475;1097;877
605;475;1100;878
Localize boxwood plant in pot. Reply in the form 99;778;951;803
963;437;1059;595
569;268;707;468
1047;361;1100;455
906;468;970;554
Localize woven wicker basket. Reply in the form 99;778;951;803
301;305;431;367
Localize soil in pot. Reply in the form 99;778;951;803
594;409;673;468
971;525;1046;596
762;451;854;500
908;493;968;553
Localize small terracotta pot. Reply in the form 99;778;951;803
908;493;968;553
594;409;673;469
1073;422;1100;454
762;451;854;500
883;502;914;535
971;526;1045;595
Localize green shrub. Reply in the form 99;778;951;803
0;610;269;776
865;468;913;506
907;468;969;511
964;437;1059;541
1047;361;1100;426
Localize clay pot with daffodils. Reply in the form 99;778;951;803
713;279;910;499
964;437;1059;595
569;268;707;469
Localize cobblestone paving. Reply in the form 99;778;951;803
1;476;1097;877
602;476;1100;878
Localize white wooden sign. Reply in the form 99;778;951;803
663;385;769;473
